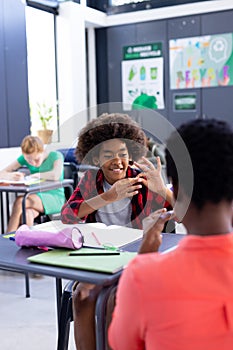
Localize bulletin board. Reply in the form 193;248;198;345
121;42;165;110
169;33;233;89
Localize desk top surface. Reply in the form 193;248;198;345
0;235;122;285
0;179;73;193
0;231;185;285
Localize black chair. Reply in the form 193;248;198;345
34;162;76;226
57;280;75;350
57;148;77;164
57;280;118;350
64;162;79;190
58;147;98;184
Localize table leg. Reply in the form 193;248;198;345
22;193;28;224
25;272;30;298
0;192;4;233
56;280;74;350
56;277;63;326
95;283;118;350
6;192;10;223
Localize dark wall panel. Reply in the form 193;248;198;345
4;0;30;147
107;24;137;104
201;10;233;34
0;0;8;147
0;0;30;148
95;28;109;106
167;15;201;39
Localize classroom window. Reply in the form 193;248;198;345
25;6;59;141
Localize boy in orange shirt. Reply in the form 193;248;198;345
109;119;233;350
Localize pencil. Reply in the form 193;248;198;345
91;231;102;246
69;252;120;256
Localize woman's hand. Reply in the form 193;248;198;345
139;208;175;254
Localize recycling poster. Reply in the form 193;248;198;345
169;33;233;89
121;43;165;110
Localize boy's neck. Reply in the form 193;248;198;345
183;201;233;236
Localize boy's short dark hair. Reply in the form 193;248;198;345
166;119;233;209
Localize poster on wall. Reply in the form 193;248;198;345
122;43;165;110
169;33;233;90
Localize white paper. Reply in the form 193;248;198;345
33;220;143;249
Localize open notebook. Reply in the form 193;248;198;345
32;220;143;249
0;175;45;186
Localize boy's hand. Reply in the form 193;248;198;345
107;177;143;201
9;172;25;181
139;209;175;254
135;156;167;197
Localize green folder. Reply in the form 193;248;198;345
28;248;137;274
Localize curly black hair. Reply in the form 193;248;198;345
166;119;233;209
75;113;147;164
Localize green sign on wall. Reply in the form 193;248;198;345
123;43;163;60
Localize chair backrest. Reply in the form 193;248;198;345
63;162;78;199
57;148;78;164
33;163;76;225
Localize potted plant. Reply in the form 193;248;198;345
34;102;56;144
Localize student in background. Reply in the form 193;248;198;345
61;112;174;350
109;119;233;350
0;135;65;232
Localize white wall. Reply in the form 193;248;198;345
0;147;21;169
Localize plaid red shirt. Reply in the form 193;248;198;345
61;167;170;229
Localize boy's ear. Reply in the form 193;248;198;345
92;157;99;166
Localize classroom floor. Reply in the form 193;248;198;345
0;270;76;350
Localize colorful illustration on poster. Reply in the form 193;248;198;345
122;43;165;110
169;33;233;89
